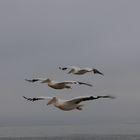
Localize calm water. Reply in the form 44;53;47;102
0;135;140;140
0;125;140;139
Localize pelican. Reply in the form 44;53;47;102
59;66;104;75
25;78;93;89
23;95;115;111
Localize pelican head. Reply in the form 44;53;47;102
47;97;57;105
41;78;51;83
93;69;104;76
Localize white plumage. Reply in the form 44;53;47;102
23;95;115;111
25;78;93;89
59;66;104;75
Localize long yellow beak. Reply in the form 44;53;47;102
41;79;48;83
47;98;54;105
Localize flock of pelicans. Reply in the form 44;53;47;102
23;66;115;111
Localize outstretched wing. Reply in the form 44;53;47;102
57;81;93;87
67;95;115;104
59;66;80;71
77;81;93;87
23;96;52;102
25;78;46;83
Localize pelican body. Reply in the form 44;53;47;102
59;66;104;75
23;95;115;111
25;78;93;89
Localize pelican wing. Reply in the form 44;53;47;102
67;95;115;104
77;81;93;87
23;96;52;102
25;78;46;83
57;81;93;87
59;66;79;70
57;81;77;84
93;69;104;75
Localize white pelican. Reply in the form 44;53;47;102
23;95;115;111
25;78;93;89
59;66;103;75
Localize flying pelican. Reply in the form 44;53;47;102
25;78;93;89
59;66;104;75
23;95;115;111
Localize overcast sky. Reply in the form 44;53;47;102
0;0;140;136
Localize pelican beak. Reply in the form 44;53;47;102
47;99;53;105
41;81;47;83
41;79;49;83
47;97;56;105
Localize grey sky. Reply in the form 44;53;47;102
0;0;140;136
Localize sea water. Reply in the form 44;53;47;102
0;135;140;140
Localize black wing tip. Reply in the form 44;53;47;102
25;79;33;82
88;84;93;87
100;73;104;76
93;69;104;76
78;82;93;87
25;79;29;81
59;67;67;70
23;96;28;99
23;96;34;101
23;96;26;99
85;84;93;87
25;79;39;83
108;95;116;99
100;95;116;99
23;96;29;100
